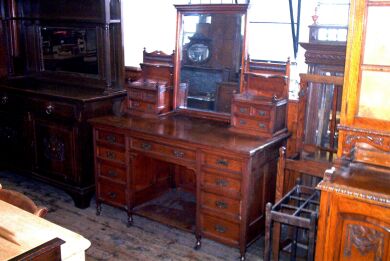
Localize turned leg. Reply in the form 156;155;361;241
239;253;246;261
264;202;273;261
127;213;134;227
194;235;202;250
96;201;102;216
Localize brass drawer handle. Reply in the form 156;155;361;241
106;135;116;144
239;119;246;125
258;110;266;116
239;107;248;113
106;151;116;159
216;159;229;167
215;200;228;209
108;192;117;199
141;142;152;150
108;170;117;177
1;95;8;105
215;179;228;187
258;123;266;129
173;150;184;158
45;104;54;115
215;224;226;234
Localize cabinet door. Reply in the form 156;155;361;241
341;0;390;130
0;112;32;169
33;119;78;183
318;193;390;260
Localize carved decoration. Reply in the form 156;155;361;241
43;136;65;161
344;224;384;261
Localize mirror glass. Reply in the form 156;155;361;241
176;9;246;114
41;27;98;75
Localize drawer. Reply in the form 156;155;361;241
142;90;157;103
132;138;196;163
98;161;126;183
29;98;77;120
233;116;270;133
128;99;155;113
201;213;240;245
97;146;126;163
202;152;242;173
251;105;271;119
202;171;241;197
97;178;126;206
201;192;241;220
232;103;250;116
127;88;144;100
96;129;125;146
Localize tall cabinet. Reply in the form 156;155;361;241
315;0;390;260
0;0;126;208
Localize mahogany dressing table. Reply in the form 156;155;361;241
90;4;290;260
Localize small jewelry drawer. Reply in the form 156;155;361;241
233;116;270;133
233;104;250;116
201;213;240;245
201;192;241;220
128;99;155;113
97;161;126;183
202;152;242;173
97;178;126;206
251;105;271;119
97;146;126;163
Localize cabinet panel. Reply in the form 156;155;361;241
34;119;77;183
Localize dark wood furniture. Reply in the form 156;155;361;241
10;238;65;261
315;0;390;259
230;59;289;137
264;185;319;261
125;49;174;118
90;114;288;260
0;0;126;208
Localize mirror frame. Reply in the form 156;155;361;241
173;4;248;122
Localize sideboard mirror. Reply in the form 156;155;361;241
173;4;248;118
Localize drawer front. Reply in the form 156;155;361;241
29;98;77;120
201;192;241;219
132;138;196;163
143;90;157;103
127;88;144;100
98;162;126;183
202;171;241;196
251;105;271;119
233;116;270;133
203;153;242;172
128;99;155;113
201;213;240;244
98;179;126;206
232;103;250;116
97;146;126;163
97;129;125;146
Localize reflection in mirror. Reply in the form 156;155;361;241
175;5;247;114
41;27;98;75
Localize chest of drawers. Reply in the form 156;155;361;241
231;93;287;137
90;114;288;259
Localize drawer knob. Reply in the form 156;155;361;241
106;151;116;159
141;142;152;150
108;192;117;199
106;135;116;144
108;170;117;177
258;110;266;116
258;123;266;129
215;224;226;234
239;108;247;113
215;179;228;187
216;159;229;167
1;95;8;105
45;104;54;115
173;150;184;158
215;200;228;209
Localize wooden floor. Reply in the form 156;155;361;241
0;171;264;261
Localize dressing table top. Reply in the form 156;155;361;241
89;114;290;156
